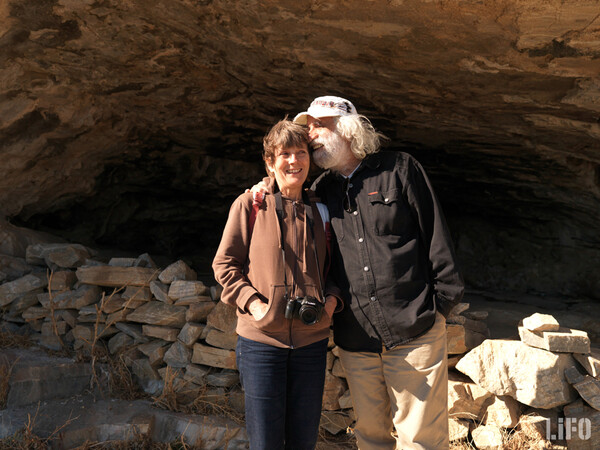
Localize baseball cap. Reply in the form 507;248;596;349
293;96;358;125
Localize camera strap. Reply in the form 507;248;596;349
274;191;326;304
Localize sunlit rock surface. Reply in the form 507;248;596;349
1;0;599;297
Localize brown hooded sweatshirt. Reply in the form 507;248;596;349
212;178;341;349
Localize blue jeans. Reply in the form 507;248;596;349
236;336;328;450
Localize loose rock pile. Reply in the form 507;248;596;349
1;239;598;449
452;312;599;449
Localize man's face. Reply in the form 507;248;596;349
306;116;350;170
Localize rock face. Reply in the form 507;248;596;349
0;0;599;297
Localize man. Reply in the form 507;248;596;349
293;96;464;449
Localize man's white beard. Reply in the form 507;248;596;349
312;131;348;171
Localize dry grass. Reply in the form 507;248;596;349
0;357;16;409
0;331;32;349
151;366;244;425
0;406;79;450
449;414;556;450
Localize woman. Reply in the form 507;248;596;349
212;119;341;450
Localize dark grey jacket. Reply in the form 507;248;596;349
313;151;464;352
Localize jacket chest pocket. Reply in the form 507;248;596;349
367;188;409;236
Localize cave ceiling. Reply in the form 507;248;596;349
1;0;599;297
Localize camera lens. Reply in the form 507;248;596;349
299;305;319;325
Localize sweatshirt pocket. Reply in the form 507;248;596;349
250;285;289;335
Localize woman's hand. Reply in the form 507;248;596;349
247;297;269;321
324;295;337;319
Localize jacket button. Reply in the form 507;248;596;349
353;211;358;216
370;296;376;301
363;266;369;272
358;238;364;243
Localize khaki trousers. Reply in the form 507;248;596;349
338;313;449;450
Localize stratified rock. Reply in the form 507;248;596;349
564;367;600;411
115;322;148;343
22;306;50;321
48;270;77;291
471;424;504;450
126;301;186;327
108;332;134;354
134;253;157;269
72;324;118;341
206;370;239;388
210;285;224;302
178;322;205;347
448;418;470;442
518;326;591;354
322;371;346;411
41;320;68;336
183;364;210;385
204;327;236;351
448;371;494;421
522;313;560;332
320;411;353;435
463;311;489;321
455;339;578;408
149;280;171;303
122;285;152;302
192;342;236;370
158;260;197;284
138;340;169;367
446;324;467;354
108;257;137;267
76;266;158;287
337;389;353;409
142;325;180;342
574;347;600;378
206;301;237;334
26;243;92;268
51;285;102;310
0;254;33;281
45;246;91;269
186;301;216;322
0;273;47;306
8;291;42;313
174;295;212;306
564;403;600;450
164;341;192;368
168;280;209;300
484;395;521;428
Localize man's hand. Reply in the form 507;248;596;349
245;180;269;195
324;295;337;318
247;297;269;320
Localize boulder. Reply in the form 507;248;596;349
455;339;578;408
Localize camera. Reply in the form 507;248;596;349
284;295;324;325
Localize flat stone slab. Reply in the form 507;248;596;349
126;301;186;327
76;266;159;287
0;347;96;407
0;395;247;449
518;325;591;354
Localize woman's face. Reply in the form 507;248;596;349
267;144;310;198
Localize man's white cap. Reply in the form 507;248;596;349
293;96;358;125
